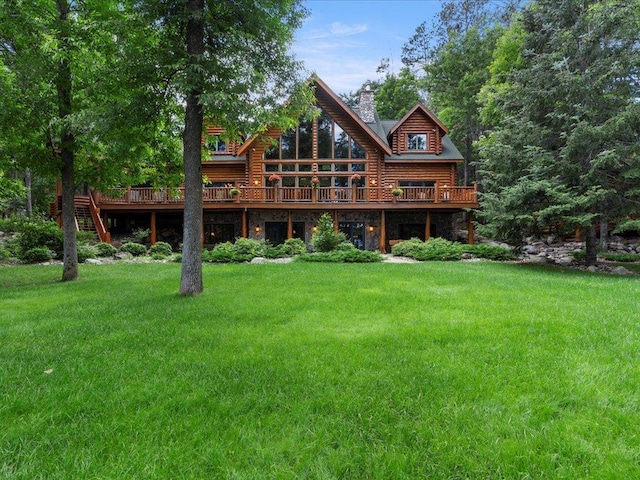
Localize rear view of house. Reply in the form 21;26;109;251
55;77;478;251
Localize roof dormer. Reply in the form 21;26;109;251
387;104;448;155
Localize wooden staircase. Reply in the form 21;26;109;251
74;195;95;234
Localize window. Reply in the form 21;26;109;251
207;135;227;154
265;222;305;246
407;133;427;151
204;223;235;245
339;222;365;250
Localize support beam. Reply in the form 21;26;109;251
287;211;293;239
425;211;431;241
467;211;474;245
150;211;157;245
379;210;386;252
242;210;248;238
333;210;339;232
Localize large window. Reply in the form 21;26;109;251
407;133;427;151
268;110;366;161
204;223;235;245
206;135;227;155
265;221;305;246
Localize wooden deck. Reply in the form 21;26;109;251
94;185;478;210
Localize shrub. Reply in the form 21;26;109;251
0;244;10;260
599;252;640;263
120;242;147;256
77;231;97;243
148;241;173;257
16;221;63;260
311;213;347;252
264;245;286;259
233;237;264;259
94;242;117;257
463;244;516;261
77;245;96;263
22;247;53;264
203;242;236;263
298;249;382;263
392;237;463;261
132;228;150;243
336;241;356;251
281;237;307;256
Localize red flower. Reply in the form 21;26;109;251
268;173;281;183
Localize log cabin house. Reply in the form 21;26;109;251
58;77;478;252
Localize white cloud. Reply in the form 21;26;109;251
329;22;368;36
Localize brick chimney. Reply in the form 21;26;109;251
358;84;375;123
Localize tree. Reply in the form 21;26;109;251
477;0;640;265
375;67;425;119
131;0;314;295
0;1;174;280
401;0;522;185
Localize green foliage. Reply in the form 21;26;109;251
599;252;640;263
462;243;516;260
21;247;52;264
0;244;10;260
392;237;463;261
374;67;425;119
148;241;173;257
202;242;236;263
298;249;382;263
477;0;640;262
15;220;63;260
77;244;96;263
311;213;348;252
119;242;147;257
94;242;117;257
281;237;307;256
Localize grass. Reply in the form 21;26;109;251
1;261;639;479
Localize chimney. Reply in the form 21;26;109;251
358;84;375;123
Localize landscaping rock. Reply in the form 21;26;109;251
85;258;102;265
114;252;133;260
613;266;634;275
250;257;267;264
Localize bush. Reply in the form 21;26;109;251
16;221;63;260
0;244;10;260
233;237;264;260
311;213;347;252
120;242;147;256
22;247;53;264
77;244;96;263
463;244;516;261
202;242;236;263
392;237;463;261
281;237;307;256
298;249;382;263
94;242;117;257
148;241;173;257
599;252;640;263
264;245;286;259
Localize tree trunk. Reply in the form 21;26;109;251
25;167;32;217
179;0;205;296
56;0;78;282
599;219;608;250
584;222;598;267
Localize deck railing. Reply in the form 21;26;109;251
96;184;478;206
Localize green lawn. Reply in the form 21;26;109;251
1;262;639;479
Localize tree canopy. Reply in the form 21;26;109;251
477;0;640;264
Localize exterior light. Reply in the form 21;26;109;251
255;226;261;233
368;225;375;232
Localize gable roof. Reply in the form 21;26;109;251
387;103;449;138
311;76;393;156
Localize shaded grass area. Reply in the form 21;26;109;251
1;262;639;479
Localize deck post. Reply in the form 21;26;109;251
425;211;431;241
242;210;248;238
287;211;293;239
150;211;157;245
379;210;386;253
467;211;475;245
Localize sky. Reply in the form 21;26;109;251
292;0;443;95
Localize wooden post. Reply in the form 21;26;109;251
379;210;386;253
150;211;157;245
287;211;293;239
425;211;431;241
241;210;248;238
467;211;475;245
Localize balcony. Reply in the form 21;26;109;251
95;184;478;209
